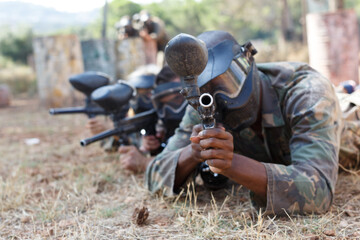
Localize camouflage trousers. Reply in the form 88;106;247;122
339;91;360;170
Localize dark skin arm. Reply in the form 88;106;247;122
174;124;268;200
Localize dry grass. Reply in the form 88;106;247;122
1;97;360;239
0;58;37;96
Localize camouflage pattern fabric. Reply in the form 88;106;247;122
146;62;345;216
338;91;360;169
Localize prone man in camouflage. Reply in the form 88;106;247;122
145;30;348;216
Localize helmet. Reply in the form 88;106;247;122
115;15;132;30
197;30;260;131
127;74;156;114
127;65;160;114
340;80;357;94
151;81;187;139
128;74;156;114
139;10;151;22
128;74;156;89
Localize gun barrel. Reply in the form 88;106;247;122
80;128;121;146
49;107;106;116
199;93;215;130
199;93;213;108
80;109;157;147
49;107;86;115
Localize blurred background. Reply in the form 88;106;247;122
0;0;359;107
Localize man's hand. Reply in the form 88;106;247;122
174;124;204;189
139;135;161;153
118;145;152;173
188;124;205;163
197;125;234;174
86;118;109;135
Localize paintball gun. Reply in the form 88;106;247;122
80;81;158;147
49;72;110;118
165;33;228;189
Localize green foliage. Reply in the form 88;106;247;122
107;0;142;36
130;0;287;42
0;28;34;64
53;25;98;40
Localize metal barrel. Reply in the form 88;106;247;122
80;128;121;147
49;107;87;115
49;107;106;116
199;93;213;108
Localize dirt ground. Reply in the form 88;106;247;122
1;97;360;239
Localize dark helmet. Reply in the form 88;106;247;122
139;10;151;22
151;81;187;139
151;66;187;139
197;30;260;131
127;74;155;114
127;65;160;114
115;15;132;30
127;64;160;89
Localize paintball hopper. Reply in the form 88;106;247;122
165;33;208;77
165;33;208;109
69;72;110;97
91;81;134;113
49;71;110;117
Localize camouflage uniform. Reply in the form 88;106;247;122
338;91;360;169
146;62;346;216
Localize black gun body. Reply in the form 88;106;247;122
80;109;157;147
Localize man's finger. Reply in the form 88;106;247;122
118;145;133;153
199;138;233;151
200;149;233;161
199;127;232;140
205;159;232;171
190;136;200;144
191;124;203;137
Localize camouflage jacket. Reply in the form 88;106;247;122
146;62;343;216
338;91;360;169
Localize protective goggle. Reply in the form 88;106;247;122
151;82;187;119
201;54;249;99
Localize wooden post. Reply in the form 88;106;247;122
301;0;308;45
115;37;147;79
306;9;359;85
0;84;11;107
81;39;116;81
32;35;84;107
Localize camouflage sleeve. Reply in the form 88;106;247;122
338;91;360;169
259;73;342;215
145;105;201;195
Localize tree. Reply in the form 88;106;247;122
0;28;33;64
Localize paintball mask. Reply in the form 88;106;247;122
198;35;260;132
151;82;187;139
128;74;156;114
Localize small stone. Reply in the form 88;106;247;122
323;229;336;236
21;216;31;223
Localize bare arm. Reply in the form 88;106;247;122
224;154;267;199
173;124;267;199
174;125;203;189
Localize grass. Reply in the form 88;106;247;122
0;97;360;239
0;57;37;97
